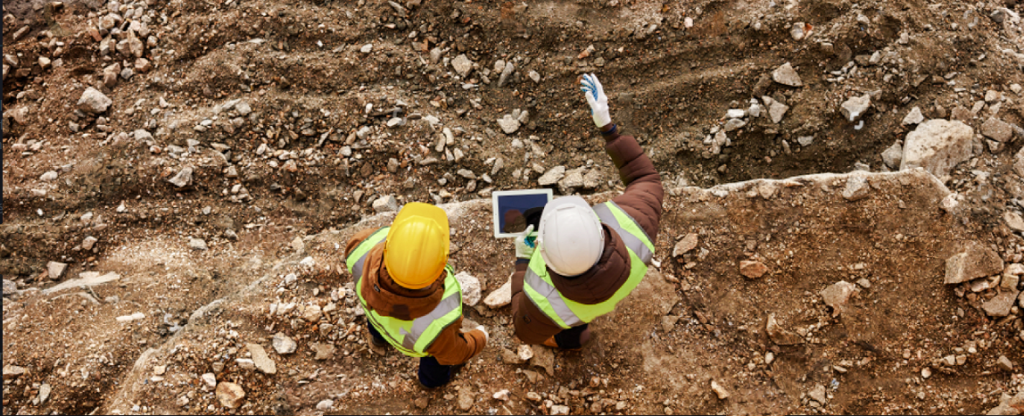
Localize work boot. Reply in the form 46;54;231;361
543;327;593;351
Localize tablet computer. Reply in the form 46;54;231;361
492;189;553;238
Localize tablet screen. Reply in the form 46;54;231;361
492;190;553;238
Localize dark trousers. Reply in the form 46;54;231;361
554;324;589;349
367;322;453;388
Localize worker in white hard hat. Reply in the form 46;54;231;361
510;73;665;350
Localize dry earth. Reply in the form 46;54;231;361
3;0;1024;414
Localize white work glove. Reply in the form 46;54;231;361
473;325;489;343
580;73;612;129
514;224;537;260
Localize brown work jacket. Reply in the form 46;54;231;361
346;230;486;365
511;125;665;344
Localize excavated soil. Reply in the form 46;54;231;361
3;0;1024;414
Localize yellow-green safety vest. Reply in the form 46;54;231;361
523;201;655;329
345;227;463;358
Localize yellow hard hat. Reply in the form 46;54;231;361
384;203;450;289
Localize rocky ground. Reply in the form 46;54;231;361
3;0;1024;414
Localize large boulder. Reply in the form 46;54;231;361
900;119;974;182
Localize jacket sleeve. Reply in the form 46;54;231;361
344;229;378;258
602;125;665;241
511;260;563;344
425;316;487;365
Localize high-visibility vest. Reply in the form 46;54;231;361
523;201;654;329
345;227;463;358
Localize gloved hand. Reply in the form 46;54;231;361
514;224;537;260
580;73;611;129
473;325;489;343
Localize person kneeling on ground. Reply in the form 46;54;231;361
345;202;488;387
510;73;665;350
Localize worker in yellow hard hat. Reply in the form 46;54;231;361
344;202;488;388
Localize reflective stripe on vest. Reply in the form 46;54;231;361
523;201;654;329
357;266;463;358
345;227;390;285
592;202;655;265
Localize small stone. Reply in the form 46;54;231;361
387;117;405;128
982;290;1019;317
189;238;208;251
168;167;193;188
272;333;297;355
772;62;803;87
538;166;566;186
360;44;373;54
134;58;152;73
82;236;99;251
316;400;334;411
551;405;570;415
372;195;399;213
789;22;807;41
945;242;1004;284
526;392;542;402
303;304;322;322
662;315;679;332
996;355;1014;372
484;277;513;309
414;397;430;409
493;390;510;401
881;143;903;169
235;358;255;370
766;314;803;345
453;272;482;306
47;261;68;280
531;345;555;376
856;278;871;289
3;365;27;379
40;171;58;181
724;118;746;132
246;343;276;375
739;260;768;279
528;70;541;83
498;62;515;87
77;87;112;114
711;380;730;400
497;114;521;134
765;352;775;365
921;367;932;379
116;312;145;322
982;117;1013;142
451;54;473;77
902;107;924;125
842;174;871;201
797;136;814;147
518;344;534;361
458;388;475;411
762;96;789;124
201;373;217;389
673;234;698;257
311;342;336;361
37;383;51;404
820;281;857;317
840;94;871;122
1005;211;1024;232
808;384;827;404
216;382;245;409
901;119;975;182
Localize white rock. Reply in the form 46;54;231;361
168;167;193;187
82;236;98;250
77;87;112;114
316;400;334;411
881;142;903;169
902;107;924;125
201;373;217;388
454;272;482;306
762;96;789;124
492;390;510;401
272;333;297;355
484;276;513;309
726;109;746;119
538;166;566;186
189;238;208;251
528;70;541;83
246;343;277;375
900;119;974;182
820;281;858;317
517;344;534;361
116;312;145;322
711;380;730;400
47;262;68;280
360;44;373;54
497;114;521;134
789;22;806;41
840;94;871;122
772;62;803;87
372;195;398;213
40;171;59;181
451;54;473;77
842;174;871;201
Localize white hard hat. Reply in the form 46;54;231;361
538;196;604;277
